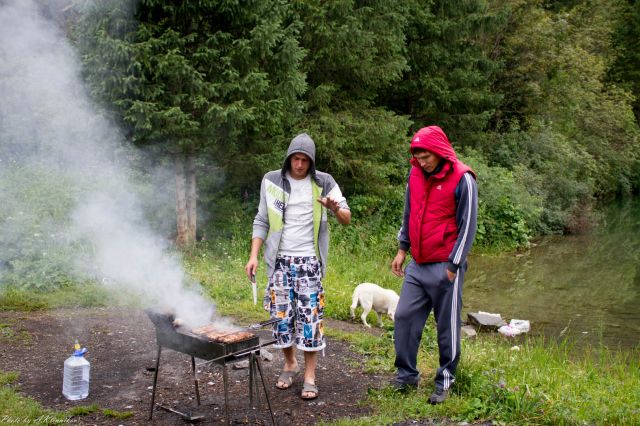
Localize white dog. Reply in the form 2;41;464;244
350;283;400;328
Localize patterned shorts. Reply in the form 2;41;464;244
263;255;325;351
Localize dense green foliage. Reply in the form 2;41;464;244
381;0;504;143
0;166;79;290
75;0;306;190
2;0;639;293
2;0;640;292
485;1;640;235
610;0;640;122
69;0;640;252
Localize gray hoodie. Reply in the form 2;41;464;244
252;133;349;278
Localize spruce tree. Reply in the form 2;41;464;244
74;0;306;245
381;0;504;146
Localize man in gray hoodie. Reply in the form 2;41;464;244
245;133;350;400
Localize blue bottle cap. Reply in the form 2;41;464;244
73;342;88;357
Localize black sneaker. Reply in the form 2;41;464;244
428;388;449;404
389;379;418;393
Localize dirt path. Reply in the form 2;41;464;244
0;307;392;425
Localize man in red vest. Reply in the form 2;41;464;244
390;125;478;404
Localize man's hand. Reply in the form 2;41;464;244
317;196;340;212
245;257;258;281
391;250;407;277
447;269;456;283
317;197;351;225
246;238;264;281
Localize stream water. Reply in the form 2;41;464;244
463;198;640;349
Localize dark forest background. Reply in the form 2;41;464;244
70;0;640;250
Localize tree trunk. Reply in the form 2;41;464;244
186;154;197;244
175;155;189;247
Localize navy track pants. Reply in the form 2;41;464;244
393;260;465;391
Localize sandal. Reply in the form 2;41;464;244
275;366;300;390
301;382;318;400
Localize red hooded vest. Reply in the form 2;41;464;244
408;126;475;264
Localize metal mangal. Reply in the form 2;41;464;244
145;308;279;425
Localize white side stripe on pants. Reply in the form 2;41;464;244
447;273;459;390
453;173;474;265
443;368;452;390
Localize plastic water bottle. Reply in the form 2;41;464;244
62;340;90;400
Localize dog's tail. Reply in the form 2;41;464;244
350;286;361;312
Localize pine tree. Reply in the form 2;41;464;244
381;0;504;146
74;0;306;246
292;0;412;201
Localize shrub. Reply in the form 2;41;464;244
0;165;80;291
462;150;541;250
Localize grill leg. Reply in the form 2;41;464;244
255;356;277;426
223;360;230;426
254;351;261;405
249;352;255;406
149;345;162;420
191;356;201;406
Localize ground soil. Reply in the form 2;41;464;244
0;307;394;425
0;308;488;425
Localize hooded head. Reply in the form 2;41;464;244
409;126;458;172
410;126;456;160
283;132;316;179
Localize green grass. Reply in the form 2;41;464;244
326;324;640;425
1;231;639;425
183;236;640;425
65;403;133;420
0;372;70;424
0;377;135;424
102;408;134;419
0;320;32;345
0;283;114;311
0;372;19;386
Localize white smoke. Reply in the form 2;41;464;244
0;0;218;328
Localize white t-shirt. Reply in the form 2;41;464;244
278;173;316;256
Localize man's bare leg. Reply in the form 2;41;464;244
302;350;318;398
276;346;299;389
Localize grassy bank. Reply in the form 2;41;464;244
183;236;640;425
326;328;639;425
1;235;638;425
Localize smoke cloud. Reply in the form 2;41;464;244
0;0;219;328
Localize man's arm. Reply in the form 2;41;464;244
245;237;264;279
245;177;269;280
447;172;478;278
318;197;351;224
333;204;351;224
252;177;270;240
319;181;351;225
392;181;411;277
397;180;411;252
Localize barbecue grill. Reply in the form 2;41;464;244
145;308;278;425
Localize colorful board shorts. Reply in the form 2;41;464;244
263;255;325;351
